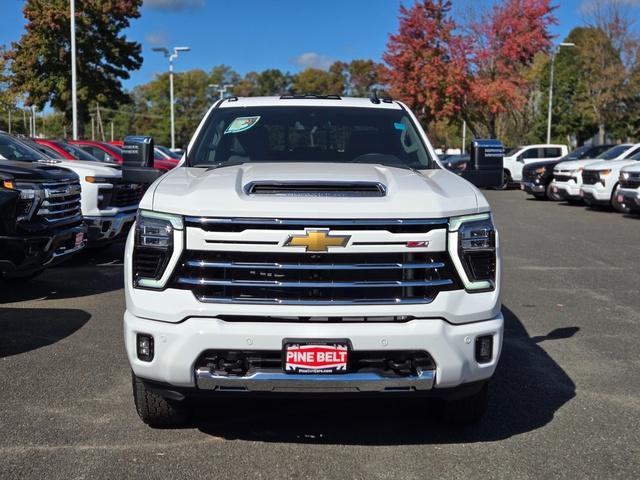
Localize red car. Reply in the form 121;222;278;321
69;140;177;171
33;138;103;162
110;140;179;171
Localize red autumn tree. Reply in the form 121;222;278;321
465;0;557;137
383;0;468;125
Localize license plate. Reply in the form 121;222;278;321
284;342;348;374
74;232;84;247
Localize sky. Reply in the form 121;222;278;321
1;0;638;91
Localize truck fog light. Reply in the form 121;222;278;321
137;334;154;362
475;335;493;363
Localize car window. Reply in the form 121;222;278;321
521;149;539;159
0;135;44;162
34;144;61;158
188;106;435;169
599;145;632;160
625;147;640;160
80;146;107;161
56;142;101;162
544;148;561;157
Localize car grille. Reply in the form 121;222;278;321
522;168;540;182
108;183;145;208
620;172;640;189
170;250;460;305
37;181;82;222
582;170;600;185
554;172;572;182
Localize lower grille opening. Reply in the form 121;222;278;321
195;350;436;378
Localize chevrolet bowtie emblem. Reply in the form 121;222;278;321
284;230;351;252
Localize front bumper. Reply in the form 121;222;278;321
580;184;611;205
124;311;504;392
520;181;545;194
551;181;581;201
85;211;136;244
617;188;640;212
0;223;87;275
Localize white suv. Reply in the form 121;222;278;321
617;163;640;214
551;144;635;203
581;145;640;212
502;144;567;185
123;96;503;427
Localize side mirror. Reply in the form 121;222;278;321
460;139;504;188
122;135;163;185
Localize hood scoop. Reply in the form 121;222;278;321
244;181;387;197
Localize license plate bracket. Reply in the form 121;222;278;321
283;339;350;374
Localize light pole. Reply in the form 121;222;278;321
153;46;190;150
70;0;78;139
209;83;233;100
547;42;575;144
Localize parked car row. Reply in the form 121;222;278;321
0;132;178;280
518;142;640;215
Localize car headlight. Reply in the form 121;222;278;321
621;171;630;182
133;210;183;289
15;185;44;221
448;213;497;291
599;169;612;179
535;166;546;175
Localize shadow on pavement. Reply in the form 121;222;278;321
0;241;125;303
195;305;576;444
0;307;91;358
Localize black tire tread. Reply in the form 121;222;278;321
132;372;189;427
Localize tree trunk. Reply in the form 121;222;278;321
597;124;605;145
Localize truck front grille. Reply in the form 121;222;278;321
37;182;82;222
581;170;600;185
171;250;460;305
108;183;145;208
553;172;572;182
620;172;640;189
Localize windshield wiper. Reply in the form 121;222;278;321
190;161;249;170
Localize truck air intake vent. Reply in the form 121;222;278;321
244;182;387;197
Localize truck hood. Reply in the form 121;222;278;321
584;159;639;171
36;159;121;177
147;163;484;218
621;163;640;173
0;160;79;183
554;159;604;171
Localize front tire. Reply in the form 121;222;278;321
546;182;562;201
611;185;630;214
494;170;510;190
132;372;190;428
443;381;489;425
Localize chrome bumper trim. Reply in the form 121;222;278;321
85;211;136;242
195;368;435;392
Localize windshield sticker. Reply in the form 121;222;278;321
225;116;261;134
394;122;406;130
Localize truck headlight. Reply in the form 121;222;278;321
598;169;611;180
535;166;546;175
133;210;183;289
15;186;43;221
449;213;497;291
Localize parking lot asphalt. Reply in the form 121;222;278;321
1;190;639;479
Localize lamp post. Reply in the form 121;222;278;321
209;83;233;101
70;0;78;139
547;42;575;144
153;46;190;150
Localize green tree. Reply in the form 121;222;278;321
6;0;143;137
291;68;344;96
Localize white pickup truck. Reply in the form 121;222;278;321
122;96;503;427
1;133;143;245
617;162;640;214
501;144;568;186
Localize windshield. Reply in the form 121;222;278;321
156;145;180;159
599;145;631;160
187;106;436;169
55;141;102;162
564;145;591;161
0;135;46;162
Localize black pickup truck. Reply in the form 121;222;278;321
520;144;614;200
0;161;87;279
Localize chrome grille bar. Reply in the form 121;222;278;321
184;259;446;270
175;277;454;288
